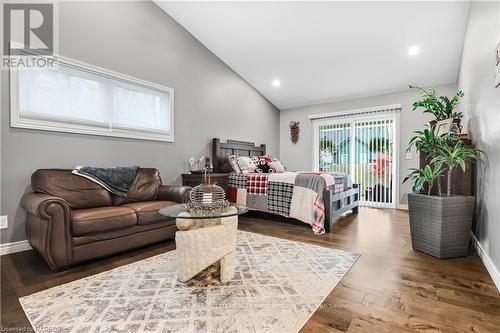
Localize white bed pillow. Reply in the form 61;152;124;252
236;156;257;174
227;154;242;173
270;157;286;173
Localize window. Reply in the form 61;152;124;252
10;56;174;142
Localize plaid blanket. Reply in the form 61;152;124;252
227;171;350;235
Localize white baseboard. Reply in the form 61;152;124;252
471;233;500;292
397;203;408;210
0;240;32;255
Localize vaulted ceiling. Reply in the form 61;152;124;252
156;1;470;110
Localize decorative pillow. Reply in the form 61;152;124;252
270;157;286;173
251;156;284;173
227;154;241;173
258;155;273;163
254;158;276;173
236;156;257;174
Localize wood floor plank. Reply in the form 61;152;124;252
1;208;499;332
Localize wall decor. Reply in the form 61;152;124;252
289;121;300;144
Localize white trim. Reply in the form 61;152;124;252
9;52;175;143
308;104;402;120
0;240;32;256
397;203;409;210
393;111;401;209
471;233;500;292
312;122;320;172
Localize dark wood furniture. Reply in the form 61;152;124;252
212;138;266;173
419;138;476;196
182;173;229;193
324;184;359;232
211;138;359;233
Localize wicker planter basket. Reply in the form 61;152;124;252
407;193;475;259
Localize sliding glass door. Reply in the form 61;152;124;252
314;114;397;208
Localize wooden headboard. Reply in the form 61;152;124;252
212;138;266;173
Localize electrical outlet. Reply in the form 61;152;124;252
0;216;7;229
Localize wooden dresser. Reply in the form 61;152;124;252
181;173;230;193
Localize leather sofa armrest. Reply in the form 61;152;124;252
21;193;71;220
157;185;192;203
21;192;72;271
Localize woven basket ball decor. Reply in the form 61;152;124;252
290;121;300;144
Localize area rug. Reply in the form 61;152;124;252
19;231;359;333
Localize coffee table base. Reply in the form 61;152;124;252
175;215;238;283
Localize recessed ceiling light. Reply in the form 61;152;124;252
272;79;281;87
408;45;421;56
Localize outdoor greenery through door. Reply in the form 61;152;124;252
314;116;397;208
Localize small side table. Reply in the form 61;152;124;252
182;173;229;193
158;204;248;283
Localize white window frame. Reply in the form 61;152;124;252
10;54;175;142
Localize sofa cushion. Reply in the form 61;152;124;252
71;206;137;236
112;168;162;205
72;221;177;246
120;200;176;225
32;169;113;209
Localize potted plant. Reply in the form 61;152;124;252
407;127;446;194
404;165;443;196
409;85;465;130
404;87;484;259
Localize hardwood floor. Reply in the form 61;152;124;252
1;208;499;332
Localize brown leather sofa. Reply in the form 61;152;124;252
21;168;191;271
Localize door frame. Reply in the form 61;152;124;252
311;108;400;209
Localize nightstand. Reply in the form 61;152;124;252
181;173;230;193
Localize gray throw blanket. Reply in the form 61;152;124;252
72;166;139;197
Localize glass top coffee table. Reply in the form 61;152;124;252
158;203;247;283
159;204;248;220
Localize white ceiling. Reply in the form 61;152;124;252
156;1;470;110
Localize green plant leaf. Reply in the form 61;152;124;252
409;85;465;120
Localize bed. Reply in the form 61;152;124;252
212;138;359;234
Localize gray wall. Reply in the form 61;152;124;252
279;84;459;205
458;1;500;279
0;1;279;244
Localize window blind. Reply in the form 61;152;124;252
11;55;174;142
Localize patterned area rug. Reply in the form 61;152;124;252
20;231;359;333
